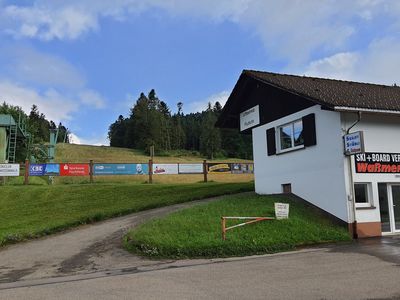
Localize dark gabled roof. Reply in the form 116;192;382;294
244;70;400;111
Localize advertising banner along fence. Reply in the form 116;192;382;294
208;163;232;174
21;161;253;185
178;163;203;174
0;164;20;176
355;152;400;173
152;164;179;175
93;163;148;175
60;163;90;176
29;163;60;176
231;163;254;174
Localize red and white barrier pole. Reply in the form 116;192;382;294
221;216;275;240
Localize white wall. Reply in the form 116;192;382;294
252;105;349;222
342;113;400;224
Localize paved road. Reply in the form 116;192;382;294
1;241;400;299
1;194;400;299
0;195;231;282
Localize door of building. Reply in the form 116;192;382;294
387;184;400;233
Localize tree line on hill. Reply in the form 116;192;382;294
0;102;69;162
108;89;252;159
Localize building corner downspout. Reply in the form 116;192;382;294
346;112;362;239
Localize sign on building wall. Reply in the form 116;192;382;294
29;163;60;176
208;163;231;174
152;164;179;175
60;163;90;176
178;164;203;174
275;203;289;219
231;163;254;174
240;105;260;132
0;164;19;176
344;131;364;155
355;152;400;173
93;163;148;175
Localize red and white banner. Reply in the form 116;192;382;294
60;163;90;176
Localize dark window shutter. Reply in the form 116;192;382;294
302;113;317;147
266;127;276;156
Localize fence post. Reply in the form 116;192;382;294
149;159;153;184
221;217;226;240
89;160;94;184
203;159;208;183
24;159;29;185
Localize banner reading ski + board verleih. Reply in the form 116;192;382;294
355;152;400;173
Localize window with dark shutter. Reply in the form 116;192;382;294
266;127;276;156
302;113;317;147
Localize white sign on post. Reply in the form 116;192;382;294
275;203;289;219
0;164;20;176
344;131;364;156
240;105;260;132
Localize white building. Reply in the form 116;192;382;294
217;70;400;238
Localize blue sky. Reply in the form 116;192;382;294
0;0;400;145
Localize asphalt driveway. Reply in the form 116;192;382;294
1;194;400;299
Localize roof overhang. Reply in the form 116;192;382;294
334;106;400;115
216;72;317;131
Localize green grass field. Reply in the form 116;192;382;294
124;193;351;258
55;143;252;163
0;181;254;246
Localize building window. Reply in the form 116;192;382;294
278;120;304;152
354;183;372;207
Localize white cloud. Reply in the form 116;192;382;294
69;132;108;146
186;90;230;113
1;0;400;120
68;133;81;144
0;81;78;122
79;89;106;109
2;46;86;89
0;46;108;124
2;0;399;64
304;52;360;80
303;38;400;85
3;4;98;40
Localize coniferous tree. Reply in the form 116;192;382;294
199;103;221;159
108;90;253;159
108;115;127;147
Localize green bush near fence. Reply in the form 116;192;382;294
0;181;254;246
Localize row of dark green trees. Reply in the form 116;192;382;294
108;90;252;159
0;102;69;162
